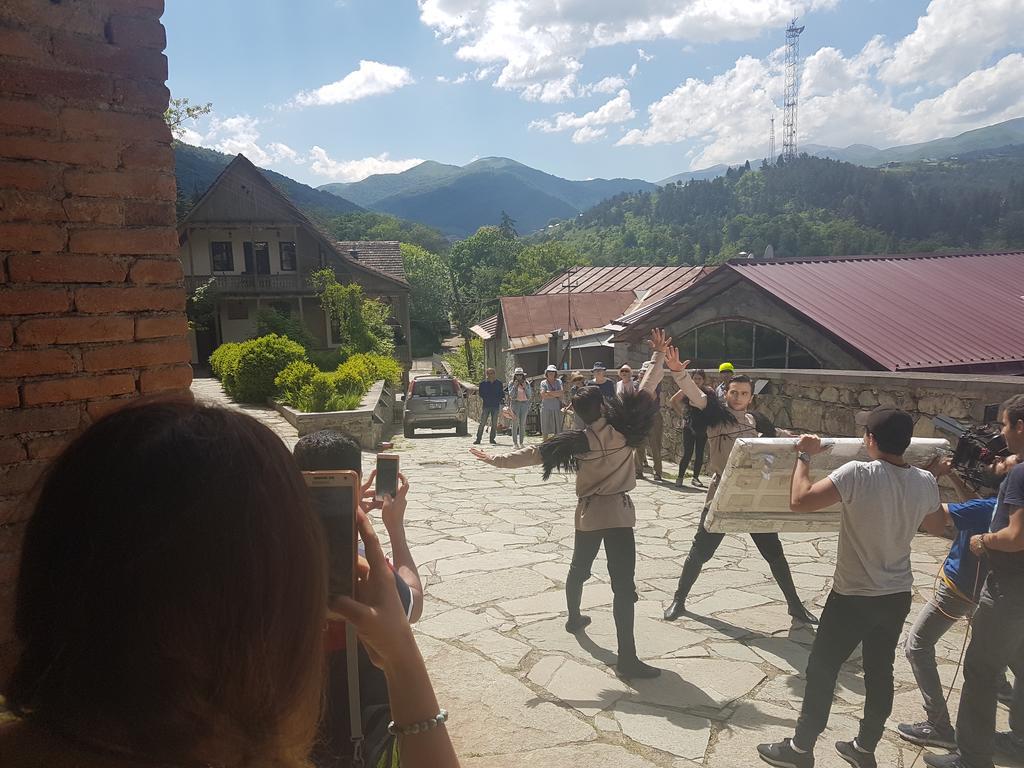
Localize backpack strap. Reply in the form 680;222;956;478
347;623;365;767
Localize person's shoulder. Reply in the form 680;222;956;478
1008;462;1024;484
949;497;997;516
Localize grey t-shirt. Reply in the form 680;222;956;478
828;459;939;597
989;462;1024;577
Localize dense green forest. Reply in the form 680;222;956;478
533;147;1024;264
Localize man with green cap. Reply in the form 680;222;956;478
715;362;734;399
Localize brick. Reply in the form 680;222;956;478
135;314;187;340
54;36;168;81
83;339;189;372
120;141;174;171
85;396;133;423
0;323;11;347
65;169;176;202
0;62;113;102
0;288;71;316
62;198;123;225
0;461;47;495
0;136;120;168
100;0;165;19
0;27;51;61
124;200;175;227
0;349;76;379
0;161;60;194
0;405;80;436
0;98;60;132
0;438;24;465
70;228;179;255
0;223;66;252
113;78;170;113
106;14;167;49
8;254;128;284
17;316;134;346
0;190;65;223
23;373;136;405
61;108;171;142
0;385;17;409
26;433;70;460
130;258;182;284
3;1;108;36
75;285;184;314
139;364;192;393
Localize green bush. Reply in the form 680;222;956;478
292;371;362;413
274;360;319;406
346;353;403;387
209;342;244;393
255;308;319;351
308;347;346;372
230;334;307;403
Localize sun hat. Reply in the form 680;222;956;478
545;364;558;373
718;362;735;373
513;367;525;376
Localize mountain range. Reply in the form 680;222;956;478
318;157;655;237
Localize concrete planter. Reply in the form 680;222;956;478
271;380;394;449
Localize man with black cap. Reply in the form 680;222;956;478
757;406;940;768
587;361;616;402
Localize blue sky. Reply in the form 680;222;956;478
163;0;1024;186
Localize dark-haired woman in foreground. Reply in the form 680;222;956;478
0;399;458;768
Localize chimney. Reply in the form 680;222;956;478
348;248;359;260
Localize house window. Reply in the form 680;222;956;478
211;241;234;272
279;241;297;271
681;320;820;370
225;302;249;321
243;241;270;274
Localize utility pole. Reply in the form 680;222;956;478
563;266;578;369
782;17;804;161
447;266;474;378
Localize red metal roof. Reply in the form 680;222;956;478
731;252;1024;370
501;292;636;340
471;313;499;340
536;265;708;305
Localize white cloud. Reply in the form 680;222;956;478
628;63;639;78
266;142;304;164
307;147;425;182
530;89;636;143
417;0;837;101
293;60;414;107
580;75;628;96
191;114;282;166
637;48;654;62
879;0;1024;86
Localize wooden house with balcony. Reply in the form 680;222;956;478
178;154;411;371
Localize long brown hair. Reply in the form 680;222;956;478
5;399;327;766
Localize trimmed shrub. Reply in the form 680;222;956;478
209;342;244;394
275;360;319;406
340;353;403;388
293;371;362;413
231;334;307;403
308;347;345;372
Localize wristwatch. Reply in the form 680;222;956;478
797;451;812;464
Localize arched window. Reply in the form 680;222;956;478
675;321;821;369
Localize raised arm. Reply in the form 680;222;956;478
664;344;708;411
789;434;842;512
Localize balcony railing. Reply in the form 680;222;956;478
184;273;313;294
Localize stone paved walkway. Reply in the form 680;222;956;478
191;379;1014;768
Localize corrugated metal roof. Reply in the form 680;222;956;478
731;252;1024;370
501;292;635;340
536;265;707;305
470;313;499;340
335;241;406;282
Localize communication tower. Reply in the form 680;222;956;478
782;18;804;161
768;115;776;164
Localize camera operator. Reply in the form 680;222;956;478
926;394;1024;768
899;454;1018;749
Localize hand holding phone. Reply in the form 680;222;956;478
303;470;358;600
375;453;400;501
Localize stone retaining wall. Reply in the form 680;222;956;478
272;379;394;449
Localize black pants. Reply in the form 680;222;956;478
566;527;638;661
690;504;784;563
475;406;499;441
679;426;707;479
794;589;911;752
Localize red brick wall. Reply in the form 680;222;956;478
0;0;189;678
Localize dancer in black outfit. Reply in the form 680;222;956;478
671;368;709;488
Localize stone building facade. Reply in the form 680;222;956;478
0;0;188;675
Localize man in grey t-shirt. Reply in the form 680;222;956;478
758;407;939;768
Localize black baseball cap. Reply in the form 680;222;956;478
856;406;914;453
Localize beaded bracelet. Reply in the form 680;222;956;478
387;709;449;736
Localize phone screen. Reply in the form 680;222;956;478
375;454;399;500
304;473;357;599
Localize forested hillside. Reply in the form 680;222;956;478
535;147;1024;264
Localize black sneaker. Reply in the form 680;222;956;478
995;731;1024;760
835;741;876;768
757;738;814;768
616;657;661;679
922;753;967;768
564;615;592;633
472;439;481;445
692;476;705;488
897;721;956;749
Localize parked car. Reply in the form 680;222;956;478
403;375;467;437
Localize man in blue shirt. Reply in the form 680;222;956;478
474;367;504;445
586;361;616;402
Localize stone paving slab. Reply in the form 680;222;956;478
192;379;1018;768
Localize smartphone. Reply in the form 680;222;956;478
375;453;400;501
303;470;358;600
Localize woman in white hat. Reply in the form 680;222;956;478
506;368;532;448
539;365;565;440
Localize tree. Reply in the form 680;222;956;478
499;211;519;239
401;243;452;355
500;242;589;296
164;97;212;140
310;269;395;358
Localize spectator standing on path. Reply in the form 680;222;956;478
663;371;818;626
757;406;940;768
715;362;734;399
925;394;1024;768
632;360;664;482
470;330;682;680
899;455;1018;751
507;368;532;448
474;367;504;445
671;368;709;488
587;361;616;402
539;365;565;440
565;373;587;429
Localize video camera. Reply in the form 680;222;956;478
933;405;1009;492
